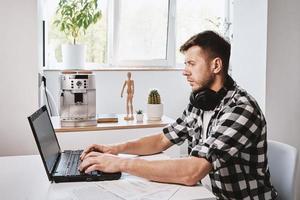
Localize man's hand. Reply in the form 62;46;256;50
79;152;124;173
80;144;118;160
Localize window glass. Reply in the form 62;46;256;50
117;0;169;61
45;0;231;68
176;0;229;63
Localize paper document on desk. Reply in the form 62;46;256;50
47;184;122;200
96;179;179;200
71;185;123;200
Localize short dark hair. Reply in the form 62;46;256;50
180;30;231;74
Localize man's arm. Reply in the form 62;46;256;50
122;156;212;185
80;154;212;186
117;133;173;155
80;133;173;160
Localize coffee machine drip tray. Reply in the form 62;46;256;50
60;118;97;127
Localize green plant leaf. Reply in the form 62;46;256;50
53;0;101;43
53;19;61;25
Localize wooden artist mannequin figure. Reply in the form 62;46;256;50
121;72;135;120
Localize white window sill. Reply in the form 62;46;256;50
43;66;184;72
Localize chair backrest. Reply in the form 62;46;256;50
268;140;298;200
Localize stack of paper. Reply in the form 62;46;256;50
96;179;180;200
72;185;122;200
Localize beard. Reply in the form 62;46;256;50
192;73;215;93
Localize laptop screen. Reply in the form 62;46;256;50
28;106;60;174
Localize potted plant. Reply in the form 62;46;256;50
147;89;163;121
53;0;101;69
136;110;144;122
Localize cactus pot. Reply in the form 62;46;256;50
136;114;144;122
147;104;163;121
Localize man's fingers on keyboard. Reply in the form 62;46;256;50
79;157;97;172
80;145;96;159
85;151;102;158
85;164;100;173
80;152;88;160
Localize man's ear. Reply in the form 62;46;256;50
211;57;223;74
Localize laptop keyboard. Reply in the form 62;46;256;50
65;150;82;176
55;150;102;176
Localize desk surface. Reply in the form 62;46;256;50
0;155;215;200
52;114;174;133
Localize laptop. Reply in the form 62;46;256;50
28;105;122;183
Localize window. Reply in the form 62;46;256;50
46;0;108;67
117;0;169;61
45;0;232;68
176;0;232;64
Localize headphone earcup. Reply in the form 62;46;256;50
190;89;220;111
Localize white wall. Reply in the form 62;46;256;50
231;0;268;113
0;0;39;156
266;0;300;199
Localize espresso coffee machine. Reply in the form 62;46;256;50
60;71;97;127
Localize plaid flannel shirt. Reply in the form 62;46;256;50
163;80;278;200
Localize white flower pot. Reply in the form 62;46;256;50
62;44;86;69
136;114;144;122
147;104;163;121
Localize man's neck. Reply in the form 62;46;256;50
210;75;226;92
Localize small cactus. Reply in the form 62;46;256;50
136;109;143;114
148;89;161;104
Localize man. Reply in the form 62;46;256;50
79;31;277;199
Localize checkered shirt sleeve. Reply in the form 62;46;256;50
162;103;196;145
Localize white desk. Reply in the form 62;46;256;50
0;155;215;200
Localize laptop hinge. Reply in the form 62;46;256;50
51;152;62;176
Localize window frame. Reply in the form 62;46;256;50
45;0;232;69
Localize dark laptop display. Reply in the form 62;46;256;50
28;105;121;183
30;108;60;174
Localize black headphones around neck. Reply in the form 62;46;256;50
189;76;234;111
